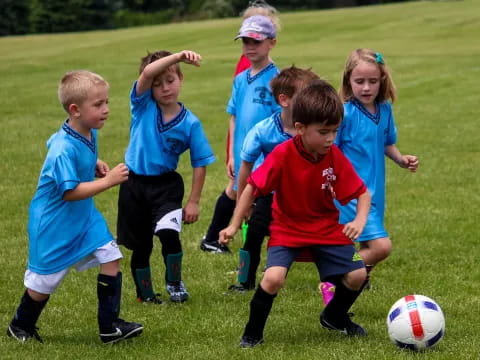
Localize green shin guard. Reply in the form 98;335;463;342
166;252;183;282
134;267;155;300
238;249;251;284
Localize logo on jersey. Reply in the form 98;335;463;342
321;167;336;198
252;86;272;106
165;137;186;155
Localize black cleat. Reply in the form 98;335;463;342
320;311;367;336
226;283;255;294
200;237;231;254
7;324;43;343
239;335;264;348
136;293;164;304
100;319;143;344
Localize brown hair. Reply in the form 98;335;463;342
292;79;343;126
58;70;109;112
270;65;319;103
139;50;182;77
340;48;396;104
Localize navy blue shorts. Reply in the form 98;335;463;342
266;244;364;282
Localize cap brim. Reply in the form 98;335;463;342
234;32;268;41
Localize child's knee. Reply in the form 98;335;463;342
100;259;121;276
260;269;286;293
343;268;367;291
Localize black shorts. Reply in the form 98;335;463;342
266;244;364;282
117;171;184;250
248;193;273;237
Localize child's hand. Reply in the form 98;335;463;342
227;157;235;180
105;163;129;186
183;201;199;224
178;50;202;67
219;225;238;245
343;220;365;241
95;159;110;178
402;155;419;173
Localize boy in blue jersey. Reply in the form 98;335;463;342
228;66;320;293
201;15;281;253
7;70;143;344
117;50;215;304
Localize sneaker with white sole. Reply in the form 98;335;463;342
166;281;189;303
320;311;367;336
100;319;143;344
7;324;43;343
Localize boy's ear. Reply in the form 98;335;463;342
277;93;290;107
294;122;304;134
68;103;80;118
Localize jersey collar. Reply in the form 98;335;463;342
352;98;381;124
156;102;187;133
62;120;96;153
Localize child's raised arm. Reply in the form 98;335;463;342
136;50;202;96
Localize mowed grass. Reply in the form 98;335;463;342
1;1;479;359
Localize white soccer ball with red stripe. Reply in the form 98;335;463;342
386;294;445;351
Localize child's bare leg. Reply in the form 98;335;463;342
358;237;391;265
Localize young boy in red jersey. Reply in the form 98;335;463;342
219;79;371;347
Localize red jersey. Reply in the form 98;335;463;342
248;136;366;247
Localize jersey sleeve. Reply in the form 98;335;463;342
189;121;216;168
247;146;282;197
241;126;263;163
130;81;153;125
53;150;80;196
384;102;398;146
226;77;238;116
331;146;367;205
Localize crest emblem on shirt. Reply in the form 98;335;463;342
321;167;336;198
253;86;272;106
165;138;185;155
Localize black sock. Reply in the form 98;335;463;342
204;191;236;243
97;272;122;333
243;286;276;340
130;240;153;298
10;290;49;332
324;280;362;322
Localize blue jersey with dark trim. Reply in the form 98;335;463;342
334;99;397;221
28;122;113;274
227;63;281;186
125;82;216;176
241;112;292;166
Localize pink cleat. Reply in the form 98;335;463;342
319;282;335;305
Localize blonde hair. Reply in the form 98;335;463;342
340;48;396;104
58;70;109;112
241;0;281;32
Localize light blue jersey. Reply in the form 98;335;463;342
334;99;397;241
28;122;114;274
227;63;281;188
241;111;292;167
125;82;216;175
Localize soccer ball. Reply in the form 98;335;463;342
386;294;445;351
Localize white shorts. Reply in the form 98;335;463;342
24;240;123;294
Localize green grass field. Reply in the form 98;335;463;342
1;0;479;359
